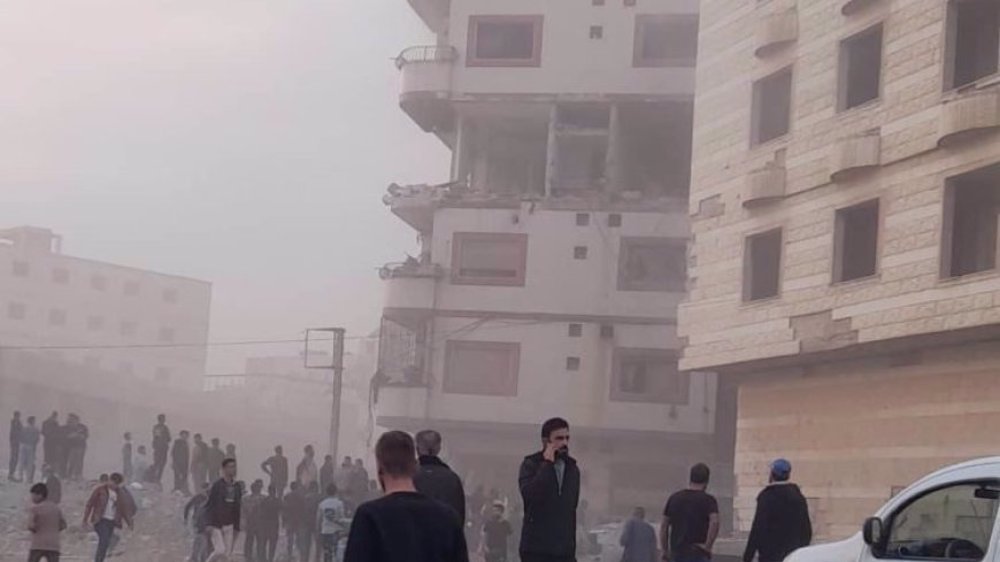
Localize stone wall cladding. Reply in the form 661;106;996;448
681;0;1000;371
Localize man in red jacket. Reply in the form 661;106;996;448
83;473;134;562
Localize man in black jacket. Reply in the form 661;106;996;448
205;458;242;562
172;430;191;495
413;429;467;526
519;417;580;562
742;459;812;562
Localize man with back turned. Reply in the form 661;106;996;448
343;430;467;562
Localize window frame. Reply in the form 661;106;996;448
48;309;67;327
466;15;544;68
874;479;1000;560
610;347;690;404
86;315;105;332
451;232;529;287
940;162;1000;279
943;0;1000;92
743;228;784;302
837;23;884;112
51;267;70;285
7;302;26;320
443;340;520;397
158;327;176;343
833;199;881;283
632;14;699;68
11;261;29;278
617;237;687;292
751;67;794;147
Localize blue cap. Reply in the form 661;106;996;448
770;458;792;480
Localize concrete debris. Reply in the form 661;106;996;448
0;479;195;562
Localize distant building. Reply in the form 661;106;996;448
681;0;1000;540
378;0;735;522
0;225;211;390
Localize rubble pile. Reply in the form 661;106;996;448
0;480;195;562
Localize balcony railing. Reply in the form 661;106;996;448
394;45;458;69
378;261;442;280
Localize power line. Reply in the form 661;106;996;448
0;333;377;352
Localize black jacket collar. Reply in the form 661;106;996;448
526;450;577;466
418;455;450;469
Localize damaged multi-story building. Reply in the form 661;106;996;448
375;0;736;522
681;0;1000;540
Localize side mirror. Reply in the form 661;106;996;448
863;517;885;546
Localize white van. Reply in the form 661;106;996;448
787;457;1000;562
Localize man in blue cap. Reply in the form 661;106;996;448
742;459;812;562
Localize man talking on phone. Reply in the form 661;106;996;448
518;417;581;562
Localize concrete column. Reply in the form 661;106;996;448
544;103;558;197
606;103;622;192
451;113;470;185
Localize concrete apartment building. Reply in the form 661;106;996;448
0;225;211;390
377;0;735;520
681;0;1000;539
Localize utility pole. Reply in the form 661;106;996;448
305;328;346;461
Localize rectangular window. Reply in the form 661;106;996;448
451;233;528;286
52;268;70;285
12;261;29;277
751;68;793;146
574;246;589;260
158;327;176;342
7;302;26;320
617;237;686;292
834;200;880;282
467;15;544;67
566;357;581;371
124;280;140;296
945;0;1000;90
568;323;583;337
744;229;783;301
839;25;883;110
91;275;107;291
155;367;172;383
611;348;689;404
86;315;105;332
443;340;519;396
633;14;699;67
942;163;1000;277
48;309;67;327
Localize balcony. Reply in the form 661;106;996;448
831;129;881;182
841;0;880;16
374;384;429;426
938;88;1000;147
397;45;456;132
754;9;798;58
380;260;441;312
743;162;786;208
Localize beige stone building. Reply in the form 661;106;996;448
680;0;1000;540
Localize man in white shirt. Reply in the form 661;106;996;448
317;483;346;562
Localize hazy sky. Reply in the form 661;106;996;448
0;0;450;371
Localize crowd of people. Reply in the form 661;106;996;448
19;414;815;562
8;410;90;485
